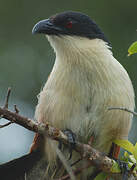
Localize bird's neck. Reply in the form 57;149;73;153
48;36;113;82
45;36;117;104
47;36;112;66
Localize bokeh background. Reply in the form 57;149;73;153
0;0;137;163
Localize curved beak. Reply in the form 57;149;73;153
32;19;62;35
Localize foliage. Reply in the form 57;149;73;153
128;41;137;56
113;139;137;176
94;172;108;180
94;140;137;180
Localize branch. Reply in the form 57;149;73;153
3;87;11;109
0;89;136;179
0;106;114;171
0;121;13;128
108;107;137;116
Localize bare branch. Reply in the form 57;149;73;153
0;121;13;128
0;115;4;119
14;104;19;114
108;107;137;116
0;106;122;176
55;144;76;180
4;87;11;109
129;164;136;175
57;162;91;180
0;107;39;132
0;90;136;178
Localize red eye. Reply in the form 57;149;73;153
66;21;73;28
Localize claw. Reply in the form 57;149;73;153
58;140;63;150
116;159;129;180
109;143;129;180
63;129;76;160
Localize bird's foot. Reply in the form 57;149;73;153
116;159;129;180
58;129;76;160
63;129;76;160
108;143;129;180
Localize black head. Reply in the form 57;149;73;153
32;11;110;44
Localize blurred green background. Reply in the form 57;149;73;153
0;0;137;163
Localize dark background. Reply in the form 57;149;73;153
0;0;137;163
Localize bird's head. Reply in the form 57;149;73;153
32;11;111;54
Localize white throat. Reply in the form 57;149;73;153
46;35;112;60
46;35;115;90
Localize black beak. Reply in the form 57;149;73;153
32;19;62;35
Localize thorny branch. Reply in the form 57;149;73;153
0;89;137;180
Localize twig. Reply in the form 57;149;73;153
0;88;14;128
55;143;76;180
0;115;4;119
0;107;39;131
0;121;13;128
14;104;19;114
71;158;82;167
57;162;91;180
25;172;27;180
4;88;11;109
108;107;137;116
129;163;136;175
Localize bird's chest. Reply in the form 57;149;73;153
36;68;93;135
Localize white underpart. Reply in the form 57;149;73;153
35;35;135;165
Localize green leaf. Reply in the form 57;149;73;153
121;151;129;162
124;151;129;158
113;139;134;153
128;41;137;56
111;160;121;173
94;172;108;180
128;155;136;164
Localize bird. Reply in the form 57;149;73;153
0;11;135;180
30;11;135;179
